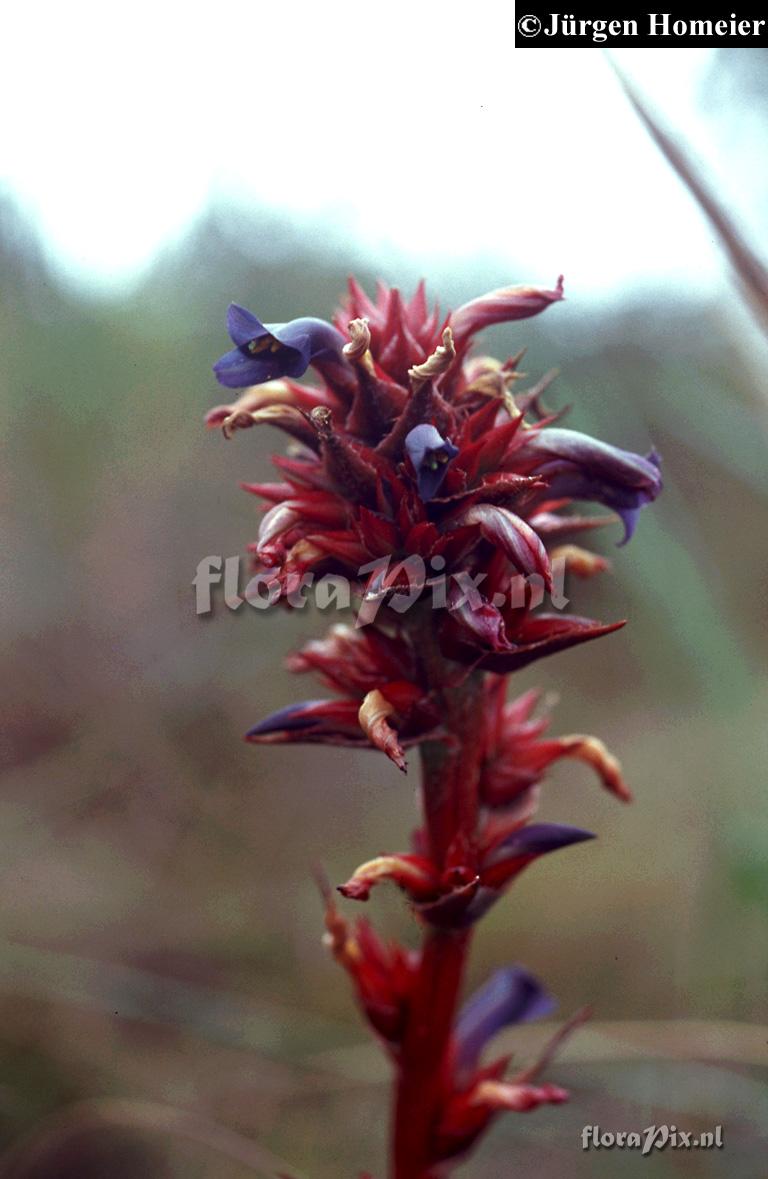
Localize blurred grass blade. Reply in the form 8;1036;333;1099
612;61;768;336
0;1098;308;1179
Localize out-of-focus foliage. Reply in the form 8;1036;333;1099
0;163;767;1174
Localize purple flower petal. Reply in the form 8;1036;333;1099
213;346;278;389
520;429;662;543
484;822;595;868
227;303;269;348
213;306;346;389
274;317;345;361
245;698;362;745
454;966;556;1075
247;699;337;735
405;424;459;500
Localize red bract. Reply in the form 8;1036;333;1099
207;277;661;1178
338;681;625;929
209;278;659;619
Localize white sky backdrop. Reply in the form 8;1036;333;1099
0;3;764;300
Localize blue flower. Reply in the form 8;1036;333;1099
454;965;555;1076
214;304;346;389
404;423;459;500
483;823;596;868
520;428;662;544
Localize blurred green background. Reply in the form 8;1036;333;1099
0;42;767;1179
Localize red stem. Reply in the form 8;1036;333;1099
392;927;469;1179
390;649;486;1179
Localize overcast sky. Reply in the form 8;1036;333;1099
1;5;763;301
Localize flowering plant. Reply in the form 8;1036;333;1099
207;276;661;1177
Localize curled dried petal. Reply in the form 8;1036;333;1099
358;688;407;771
550;544;610;578
205;380;293;436
408;327;456;393
338;853;438;902
551;734;631;802
343;317;372;362
214;403;319;447
469;1079;569;1112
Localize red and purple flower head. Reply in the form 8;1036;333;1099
207;276;661;1176
210;277;660;766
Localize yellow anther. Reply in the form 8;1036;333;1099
247;335;278;355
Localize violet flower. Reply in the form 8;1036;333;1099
519;427;662;543
454;966;555;1076
483;822;597;871
405;424;459;500
214;303;346;388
